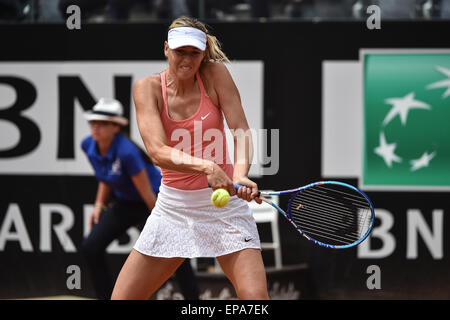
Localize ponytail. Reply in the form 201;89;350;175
204;33;230;63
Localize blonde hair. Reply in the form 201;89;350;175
168;16;230;64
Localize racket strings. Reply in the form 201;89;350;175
306;186;369;215
290;208;369;245
291;214;362;244
293;190;368;230
291;208;366;244
308;185;370;223
317;185;370;205
288;185;372;246
290;200;368;236
291;193;365;226
295;218;371;245
298;228;358;245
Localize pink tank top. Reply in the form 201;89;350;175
160;70;234;190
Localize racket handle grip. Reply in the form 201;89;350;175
208;184;261;197
234;184;261;197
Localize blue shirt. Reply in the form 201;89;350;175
81;134;161;202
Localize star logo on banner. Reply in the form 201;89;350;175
365;56;450;189
383;92;431;126
374;132;402;168
410;151;436;171
426;66;450;98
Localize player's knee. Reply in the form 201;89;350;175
236;287;269;300
110;288;122;300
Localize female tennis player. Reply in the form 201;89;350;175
111;16;268;300
81;98;199;300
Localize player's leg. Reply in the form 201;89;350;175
217;248;269;300
111;249;185;300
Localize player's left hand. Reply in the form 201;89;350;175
233;176;262;204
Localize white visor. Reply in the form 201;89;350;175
168;27;207;51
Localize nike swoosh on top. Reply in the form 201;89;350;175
201;112;211;120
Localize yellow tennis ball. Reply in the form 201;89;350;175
211;188;230;208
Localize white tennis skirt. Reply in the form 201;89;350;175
134;183;261;258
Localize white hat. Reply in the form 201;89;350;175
168;27;207;51
84;98;129;126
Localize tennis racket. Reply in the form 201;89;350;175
234;181;375;249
